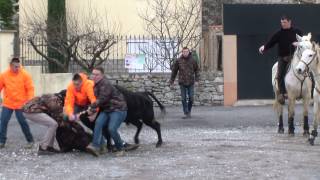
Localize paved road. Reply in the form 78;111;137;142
1;105;320;180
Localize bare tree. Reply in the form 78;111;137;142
139;0;201;72
20;3;119;73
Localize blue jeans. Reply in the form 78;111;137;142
106;111;127;150
92;112;107;148
92;111;127;150
0;107;34;144
179;85;194;115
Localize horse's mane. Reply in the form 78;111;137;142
292;46;302;64
312;41;320;51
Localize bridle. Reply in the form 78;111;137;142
296;46;318;75
290;44;314;98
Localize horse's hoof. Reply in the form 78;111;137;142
278;128;284;134
134;138;139;144
156;141;162;148
288;128;295;135
288;131;295;136
308;137;315;145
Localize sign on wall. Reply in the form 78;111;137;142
126;39;174;73
124;54;146;72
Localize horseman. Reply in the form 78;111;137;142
259;15;303;105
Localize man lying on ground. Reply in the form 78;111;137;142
22;90;91;155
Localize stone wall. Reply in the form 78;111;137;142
106;72;224;106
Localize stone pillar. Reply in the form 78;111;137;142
0;30;16;73
223;35;237;106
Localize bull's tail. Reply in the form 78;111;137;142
146;91;166;116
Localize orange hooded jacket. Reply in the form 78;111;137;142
0;67;35;109
64;73;96;116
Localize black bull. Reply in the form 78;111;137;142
56;86;166;152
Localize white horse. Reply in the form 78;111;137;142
296;42;320;145
272;33;313;135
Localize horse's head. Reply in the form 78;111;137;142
296;33;313;52
295;42;319;75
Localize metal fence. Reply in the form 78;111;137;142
20;34;222;73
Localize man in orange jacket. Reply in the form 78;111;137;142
64;73;97;121
0;58;34;148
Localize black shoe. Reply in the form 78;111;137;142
123;143;139;151
108;145;118;153
182;113;191;119
38;146;55;155
47;146;60;153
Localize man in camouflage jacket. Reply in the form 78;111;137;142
170;47;200;119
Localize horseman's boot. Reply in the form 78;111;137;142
276;78;285;105
278;115;284;134
288;117;295;135
309;130;318;145
303;116;310;136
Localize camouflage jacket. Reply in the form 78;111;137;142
170;53;200;86
22;94;65;124
94;77;127;112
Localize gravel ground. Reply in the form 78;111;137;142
1;105;320;180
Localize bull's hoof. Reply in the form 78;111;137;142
134;138;140;144
308;137;315;146
156;141;162;148
303;131;310;137
278;128;284;134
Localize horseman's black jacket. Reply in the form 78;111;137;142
264;27;302;57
